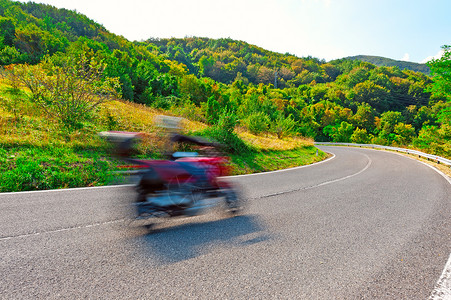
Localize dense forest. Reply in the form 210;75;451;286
0;0;450;159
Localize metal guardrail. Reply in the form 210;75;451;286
315;142;451;167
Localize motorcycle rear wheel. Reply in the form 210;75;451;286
224;189;243;214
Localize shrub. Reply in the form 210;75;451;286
243;112;270;135
199;112;251;154
171;99;206;122
270;114;297;138
5;54;120;130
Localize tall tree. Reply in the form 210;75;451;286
427;45;451;125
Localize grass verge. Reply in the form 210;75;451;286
229;147;328;175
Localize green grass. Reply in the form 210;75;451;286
229;146;328;175
0;145;118;192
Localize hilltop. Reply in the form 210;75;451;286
343;55;430;75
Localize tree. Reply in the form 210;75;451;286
352;103;376;131
0;46;22;65
0;16;15;47
347;67;369;87
14;24;45;63
351;128;371;144
427;45;451;126
334;121;354;142
0;64;27;121
9;53;120;129
323;121;354;142
379;111;403;135
243;112;270;135
322;63;341;81
205;96;221;124
427;45;451;101
150;74;178;97
393;123;415;145
179;74;208;105
257;66;275;85
352;81;391;112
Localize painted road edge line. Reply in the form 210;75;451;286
429;253;451;300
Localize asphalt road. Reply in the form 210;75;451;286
1;146;450;299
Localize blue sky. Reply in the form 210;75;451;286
19;0;451;63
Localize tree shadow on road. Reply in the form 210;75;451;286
130;214;269;265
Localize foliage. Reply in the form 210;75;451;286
199;112;251;154
351;128;371;144
270;114;297;138
393;123;415;145
413;125;451;158
242;112;270;135
427;45;451;126
428;46;451;100
323;121;355;142
3;53;120;129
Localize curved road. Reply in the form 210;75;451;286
1;146;450;299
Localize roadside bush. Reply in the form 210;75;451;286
170;99;206;122
199;112;251;154
371;136;389;146
243;112;270;135
270;114;297;138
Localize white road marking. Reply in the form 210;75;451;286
429;254;451;300
0;184;132;196
0;219;125;241
256;153;371;199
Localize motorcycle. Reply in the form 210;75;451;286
100;130;243;229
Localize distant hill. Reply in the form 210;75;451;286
343;55;430;75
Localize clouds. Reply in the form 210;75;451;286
421;49;444;63
401;53;410;61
